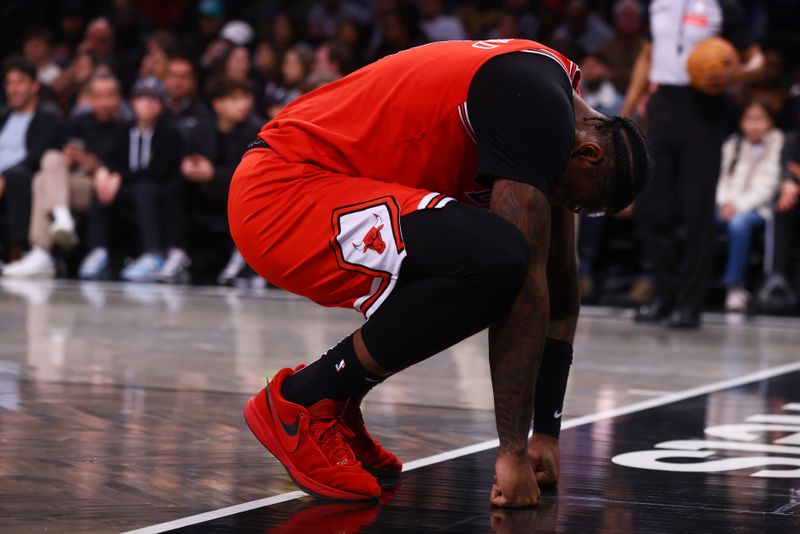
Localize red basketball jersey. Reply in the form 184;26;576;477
259;39;580;205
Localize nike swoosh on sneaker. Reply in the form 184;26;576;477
265;386;301;451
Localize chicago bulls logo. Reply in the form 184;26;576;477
352;214;385;254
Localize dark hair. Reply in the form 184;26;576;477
168;53;198;77
23;27;54;46
727;98;776;175
588;115;652;214
324;40;356;75
207;76;252;100
87;71;121;93
3;55;37;81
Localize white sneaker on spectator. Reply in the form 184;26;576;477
79;247;110;280
50;206;78;249
121;253;165;283
1;247;55;279
218;249;246;285
725;287;750;312
157;248;191;283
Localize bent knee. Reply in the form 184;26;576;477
40;149;66;171
474;218;530;307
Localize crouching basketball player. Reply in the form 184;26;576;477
229;39;650;507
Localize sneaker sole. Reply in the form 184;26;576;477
243;396;379;501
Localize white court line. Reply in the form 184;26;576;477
123;360;800;534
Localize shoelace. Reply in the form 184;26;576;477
309;417;357;466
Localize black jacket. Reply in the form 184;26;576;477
107;118;183;184
206;114;262;199
0;101;64;177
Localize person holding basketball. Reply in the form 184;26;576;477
622;0;764;328
230;39;650;506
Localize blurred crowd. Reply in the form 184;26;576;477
0;0;798;312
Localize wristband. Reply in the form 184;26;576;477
532;338;573;439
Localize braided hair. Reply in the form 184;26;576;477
586;115;652;214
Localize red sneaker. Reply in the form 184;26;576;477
341;396;403;480
244;367;381;500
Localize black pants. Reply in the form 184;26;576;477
769;203;800;278
88;181;163;253
161;179;229;250
360;202;529;372
635;86;724;310
2;166;33;248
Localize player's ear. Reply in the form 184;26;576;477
571;140;604;167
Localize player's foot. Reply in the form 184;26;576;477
244;367;381;501
341;396;403;481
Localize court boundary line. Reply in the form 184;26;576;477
123;360;800;534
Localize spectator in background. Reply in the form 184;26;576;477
0;57;63;262
2;73;126;279
270;12;299;56
576;52;624;298
139;32;176;81
759;121;800;311
419;0;467;42
52;51;102;113
504;0;539;40
22;29;62;88
373;10;423;59
735;49;791;127
308;0;370;43
51;1;87;66
213;45;251;82
600;0;646;94
184;0;227;62
79;18;115;64
553;0;613;55
80;77;182;282
312;40;355;80
264;44;313;118
716;99;783;311
159;77;262;284
164;55;215;159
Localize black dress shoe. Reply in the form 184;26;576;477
668;307;701;329
634;298;673;323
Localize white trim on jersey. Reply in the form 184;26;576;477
417;192;440;210
520;49;572;81
435;197;455;208
457;103;477;144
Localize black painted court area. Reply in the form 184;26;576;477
175;371;800;533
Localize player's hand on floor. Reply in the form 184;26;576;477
490;450;540;507
527;433;560;486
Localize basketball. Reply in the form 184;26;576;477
687;37;740;94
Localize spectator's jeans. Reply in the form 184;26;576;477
29;150;92;249
88;180;162;254
717;210;764;287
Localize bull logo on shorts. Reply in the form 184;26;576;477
352;213;386;254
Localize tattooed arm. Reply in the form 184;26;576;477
527;204;579;486
488;178;552;507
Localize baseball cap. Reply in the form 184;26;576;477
131;77;168;106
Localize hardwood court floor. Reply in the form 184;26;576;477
0;280;798;533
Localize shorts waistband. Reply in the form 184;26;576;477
246;138;270;151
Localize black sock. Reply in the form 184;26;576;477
281;334;383;407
